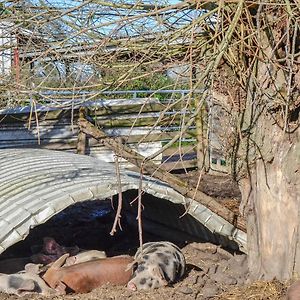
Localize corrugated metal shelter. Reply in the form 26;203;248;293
0;148;247;254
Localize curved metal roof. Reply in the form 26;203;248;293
0;148;247;253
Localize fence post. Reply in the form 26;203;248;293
194;94;209;172
77;107;87;155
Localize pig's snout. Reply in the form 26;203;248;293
127;282;137;291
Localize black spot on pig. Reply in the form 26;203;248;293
173;252;180;261
146;248;158;254
33;281;41;293
162;256;170;266
156;252;164;257
158;263;171;282
137;265;146;272
8;276;23;289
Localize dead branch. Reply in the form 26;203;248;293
110;154;123;235
78;117;246;232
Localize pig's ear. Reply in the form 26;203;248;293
152;266;168;285
16;279;35;295
25;263;42;274
51;253;70;269
64;256;76;266
126;260;138;272
43;237;59;254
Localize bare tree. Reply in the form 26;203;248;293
0;0;299;281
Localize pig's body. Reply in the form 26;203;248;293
0;272;57;296
287;280;300;300
43;253;134;294
64;250;107;266
127;241;186;291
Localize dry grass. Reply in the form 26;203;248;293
214;280;288;300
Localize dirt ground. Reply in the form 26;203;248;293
0;241;287;300
0;172;288;299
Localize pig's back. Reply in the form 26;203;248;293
63;255;134;292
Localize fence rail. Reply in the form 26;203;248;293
0;89;229;174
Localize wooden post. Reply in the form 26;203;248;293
77;107;87;155
194;95;209;172
13;48;20;88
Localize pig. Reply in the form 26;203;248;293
41;237;80;257
43;253;134;294
127;241;186;291
31;237;80;266
24;263;46;275
0;272;57;296
64;250;107;267
287;280;300;300
24;250;107;274
0;237;80;274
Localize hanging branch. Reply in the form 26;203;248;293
78;117;247;232
110;154;123;235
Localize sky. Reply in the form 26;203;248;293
2;0;203;43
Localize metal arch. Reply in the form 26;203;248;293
0;148;247;254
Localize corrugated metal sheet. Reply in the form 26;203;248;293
0;148;247;254
123;191;241;250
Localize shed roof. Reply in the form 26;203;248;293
0;148;247;253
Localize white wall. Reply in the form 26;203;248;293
0;22;15;75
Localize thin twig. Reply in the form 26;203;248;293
110;155;123;235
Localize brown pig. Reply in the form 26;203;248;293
287;280;300;300
43;253;134;294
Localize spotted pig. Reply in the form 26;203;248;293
0;272;57;296
127;241;186;291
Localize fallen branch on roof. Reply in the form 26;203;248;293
78;117;246;232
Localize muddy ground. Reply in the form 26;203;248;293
0;172;288;299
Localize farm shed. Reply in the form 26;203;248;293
0;148;246;255
0;91;203;171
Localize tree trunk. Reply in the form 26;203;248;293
234;5;300;280
244;117;300;280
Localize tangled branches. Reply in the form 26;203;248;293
0;0;299;180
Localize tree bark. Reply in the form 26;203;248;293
246;118;300;280
233;5;300;280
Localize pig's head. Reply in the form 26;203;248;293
127;263;168;291
43;237;79;256
43;237;61;255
